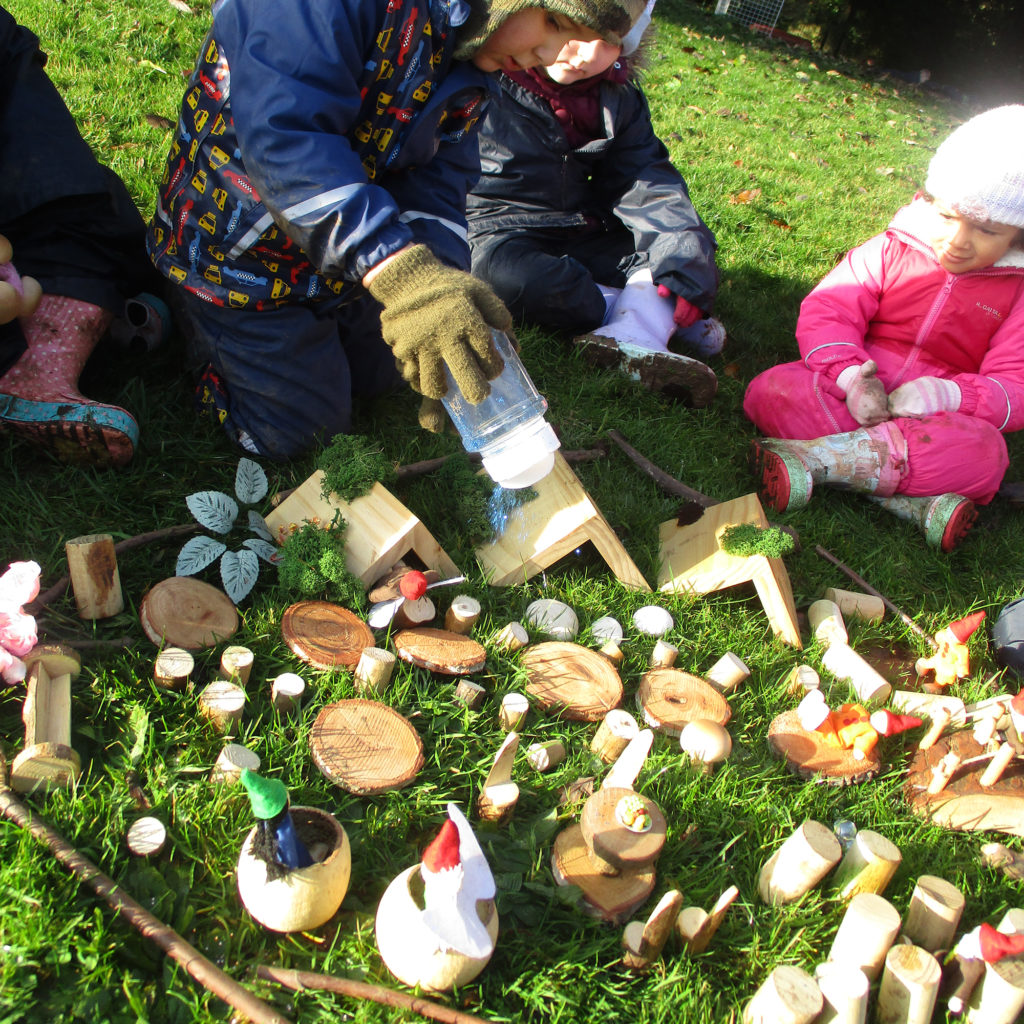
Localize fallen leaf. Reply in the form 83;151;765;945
728;188;762;205
136;58;167;74
875;166;895;175
167;0;193;11
715;107;732;116
724;362;741;378
145;113;174;130
770;218;791;230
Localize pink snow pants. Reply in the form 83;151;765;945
743;360;1008;503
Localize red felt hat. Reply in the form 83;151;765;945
422;818;460;873
400;570;429;601
869;709;924;737
979;922;1024;963
948;610;987;643
1011;689;1024;715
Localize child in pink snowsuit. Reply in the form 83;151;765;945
745;105;1024;551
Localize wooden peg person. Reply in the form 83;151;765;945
270;672;305;713
198;680;245;732
126;816;167;858
877;944;940;1024
477;731;520;823
491;620;528;653
445;594;481;635
353;647;396;695
649;639;678;669
827;892;901;980
902;875;964;953
705;651;750;693
758;819;842;905
927;751;962;795
218;645;254;686
813;962;869;1024
527;739;566;772
786;664;820;695
676;885;739;954
979;743;1016;787
209;742;260;783
824;587;885;624
919;707;952;750
832;829;902;900
499;692;529;731
591;709;639;763
809;599;848;646
743;965;823;1024
454;678;487;709
622;889;684;970
153;646;194;690
65;533;124;619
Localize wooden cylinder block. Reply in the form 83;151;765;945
758;819;843;905
210;742;260;783
649;639;678;669
814;962;869;1024
526;740;566;772
353;647;396;695
270;672;305;713
198;680;245;732
809;599;848;646
997;907;1024;933
455;678;487;709
599;640;624;666
742;965;823;1024
822;642;892;703
979;742;1016;787
786;664;821;695
876;943;940;1024
964;956;1024;1024
901;875;964;952
827;892;901;980
705;652;750;693
153;646;194;690
219;645;254;686
499;692;529;731
65;533;124;620
491;621;528;653
824;587;885;624
126;816;167;857
832;829;902;900
591;709;639;763
445;594;481;635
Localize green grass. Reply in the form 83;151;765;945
2;1;1023;1022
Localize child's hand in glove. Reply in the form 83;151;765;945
656;284;702;329
366;245;510;403
837;360;889;426
887;377;961;418
0;234;42;325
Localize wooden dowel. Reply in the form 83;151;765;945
824;587;885;624
270;673;306;713
705;652;750;693
758;819;842;905
743;965;823;1024
902;875;964;953
786;665;820;695
963;956;1024;1024
210;743;260;784
445;595;481;635
65;533;124;619
832;829;902;900
918;708;952;750
454;679;487;709
827;893;901;980
813;962;869;1024
622;889;684;970
979;743;1016;787
822;642;892;703
353;648;396;695
526;740;566;772
153;646;194;690
927;752;962;795
126;816;167;858
649;639;678;669
877;944;940;1024
499;693;529;732
198;681;245;732
490;621;528;653
809;599;848;646
591;709;638;763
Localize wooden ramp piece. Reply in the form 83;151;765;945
657;493;801;649
263;473;460;586
475;452;651;591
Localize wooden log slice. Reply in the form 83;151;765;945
392;627;487;675
768;709;881;786
310;699;424;795
580;786;666;872
636;669;731;737
904;728;1024;837
140;577;239;650
282;601;374;670
520;642;623;722
551;824;655;924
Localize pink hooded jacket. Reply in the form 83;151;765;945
797;197;1024;433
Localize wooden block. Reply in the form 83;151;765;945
153;646;194;690
902;875;964;953
809;599;848;646
475;452;651;590
270;672;305;713
210;743;260;783
832;828;902;900
499;692;529;731
813;962;869;1024
758;819;842;905
219;644;254;686
455;678;487;709
622;889;684;970
591;709;639;763
526;740;566;772
658;492;801;649
649;639;678;669
877;944;940;1024
676;885;739;954
824;587;885;624
705;651;750;693
964;957;1024;1024
353;647;396;695
65;533;123;619
491;621;528;653
198;680;245;732
743;965;822;1024
264;474;460;586
127;816;167;857
822;642;892;703
477;732;520;824
445;595;481;635
827;892;901;980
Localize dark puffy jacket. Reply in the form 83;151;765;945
466;71;718;311
147;0;491;312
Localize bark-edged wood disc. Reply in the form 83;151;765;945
580;786;666;872
282;601;374;669
768;708;881;786
140;577;238;650
904;728;1024;837
520;642;623;722
310;699;424;794
392;627;486;675
636;669;730;737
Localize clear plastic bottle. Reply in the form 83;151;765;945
441;329;560;489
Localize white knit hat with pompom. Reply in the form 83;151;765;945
925;105;1024;228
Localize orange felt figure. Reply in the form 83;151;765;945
797;691;922;761
915;610;986;688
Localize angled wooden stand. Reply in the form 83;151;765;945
264;473;460;587
657;493;801;648
476;453;650;591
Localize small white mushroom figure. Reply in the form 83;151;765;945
375;803;499;992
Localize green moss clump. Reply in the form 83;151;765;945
318;435;396;502
276;521;366;609
719;523;796;559
435;454;537;548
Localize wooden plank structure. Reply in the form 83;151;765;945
656;493;801;648
475;453;650;590
264;473;460;586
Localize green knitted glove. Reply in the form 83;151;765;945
418;396;448;434
366;245;511;403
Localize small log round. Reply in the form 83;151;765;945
198;680;245;732
827;892;901;980
499;692;529;731
786;664;821;695
877;944;940;1024
393;628;487;675
270;672;306;714
126;816;167;857
822;642;892;703
153;646;194;690
444;595;481;635
219;645;254;686
824;587;885;624
353;647;396;696
964;957;1024;1024
809;599;848;646
832;828;902;900
140;577;238;650
742;965;823;1024
901;875;964;952
65;533;123;620
520;642;623;722
527;739;566;772
477;780;520;824
705;652;750;693
455;678;487;709
649;639;678;669
491;621;528;653
637;669;731;737
210;743;260;784
591;709;639;763
758;819;842;905
580;787;666;874
813;962;869;1024
391;596;436;630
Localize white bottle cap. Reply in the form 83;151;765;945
480;418;560;489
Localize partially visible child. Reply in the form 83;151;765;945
744;105;1024;551
466;0;722;407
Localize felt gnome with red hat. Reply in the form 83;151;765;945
916;610;987;689
375;803;499;992
945;922;1024;1014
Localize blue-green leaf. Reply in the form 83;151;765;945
221;549;259;603
235;458;268;504
247;509;273;540
176;535;227;576
242;538;280;564
185;491;238;533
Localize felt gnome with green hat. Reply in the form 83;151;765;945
240;768;312;878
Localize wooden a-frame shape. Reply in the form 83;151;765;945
656;492;801;648
475;452;651;591
264;471;460;587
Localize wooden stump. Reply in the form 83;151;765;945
454;678;487;709
901;875;964;952
491;621;528;653
140;577;238;650
281;601;374;670
198;680;245;732
743;965;822;1024
520;642;623;722
499;692;529;731
676;885;739;954
832;828;902;900
877;943;940;1024
527;740;566;772
809;599;848;646
353;647;396;695
270;672;305;713
218;645;254;686
636;669;730;737
65;533;123;619
153;646;194;690
768;709;882;786
827;892;901;980
649;640;678;669
622;889;684;970
393;628;487;675
705;652;750;693
758;819;842;905
824;587;885;624
210;743;260;783
444;595;481;635
591;709;639;763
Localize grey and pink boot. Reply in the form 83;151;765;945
869;494;977;552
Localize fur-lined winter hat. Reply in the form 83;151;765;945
455;0;648;60
925;105;1024;228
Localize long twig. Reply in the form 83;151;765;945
0;757;290;1024
606;429;716;507
256;965;492;1024
815;544;936;648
